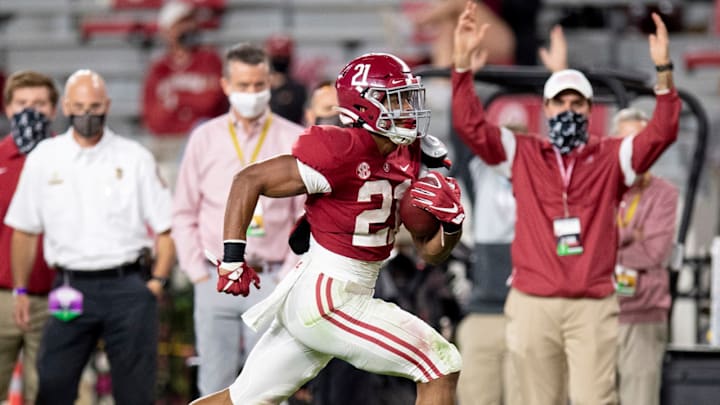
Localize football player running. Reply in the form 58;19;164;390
192;53;465;405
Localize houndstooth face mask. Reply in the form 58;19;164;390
10;108;51;154
547;110;588;154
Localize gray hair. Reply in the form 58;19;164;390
611;107;649;134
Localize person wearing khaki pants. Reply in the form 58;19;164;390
505;289;618;404
0;293;49;402
612;109;678;405
457;313;520;405
456;157;519;405
451;2;679;404
0;70;59;404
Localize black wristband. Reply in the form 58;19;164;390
655;62;673;72
223;240;246;262
442;222;462;235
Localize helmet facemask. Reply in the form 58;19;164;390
366;85;430;145
335;53;432;145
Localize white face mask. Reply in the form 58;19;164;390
229;89;271;119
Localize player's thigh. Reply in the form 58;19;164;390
284;270;460;383
329;293;460;383
229;319;331;405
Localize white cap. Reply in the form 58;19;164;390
543;69;593;100
158;1;194;30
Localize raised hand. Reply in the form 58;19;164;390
648;12;670;66
453;1;490;71
539;25;568;73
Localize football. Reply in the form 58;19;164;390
399;180;440;238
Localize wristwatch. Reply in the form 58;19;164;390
12;287;28;297
151;276;169;289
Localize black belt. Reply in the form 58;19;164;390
57;262;141;279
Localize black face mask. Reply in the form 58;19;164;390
70;113;105;138
178;30;201;49
271;57;291;74
314;115;342;126
547;110;589;154
11;108;51;154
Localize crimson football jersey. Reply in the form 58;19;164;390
293;126;422;261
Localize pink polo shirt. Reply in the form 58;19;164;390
617;176;678;323
172;110;305;282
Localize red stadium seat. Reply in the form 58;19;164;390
681;0;720;72
112;0;164;9
80;0;225;41
188;0;226;10
684;51;720;72
80;18;156;41
111;0;225;10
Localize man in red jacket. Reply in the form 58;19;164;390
142;0;227;136
451;2;681;404
0;70;57;405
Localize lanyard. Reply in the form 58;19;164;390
228;113;273;166
617;174;649;228
617;193;642;228
553;149;576;217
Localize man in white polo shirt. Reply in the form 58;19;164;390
4;69;175;405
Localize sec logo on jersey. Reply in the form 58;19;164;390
356;162;371;179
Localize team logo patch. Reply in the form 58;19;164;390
356;162;371;179
48;171;63;185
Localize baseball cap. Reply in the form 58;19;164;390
543;69;593;100
158;1;194;30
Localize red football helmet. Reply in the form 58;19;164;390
335;53;430;145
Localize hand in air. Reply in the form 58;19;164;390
539;25;568;73
648;12;670;66
453;1;491;71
